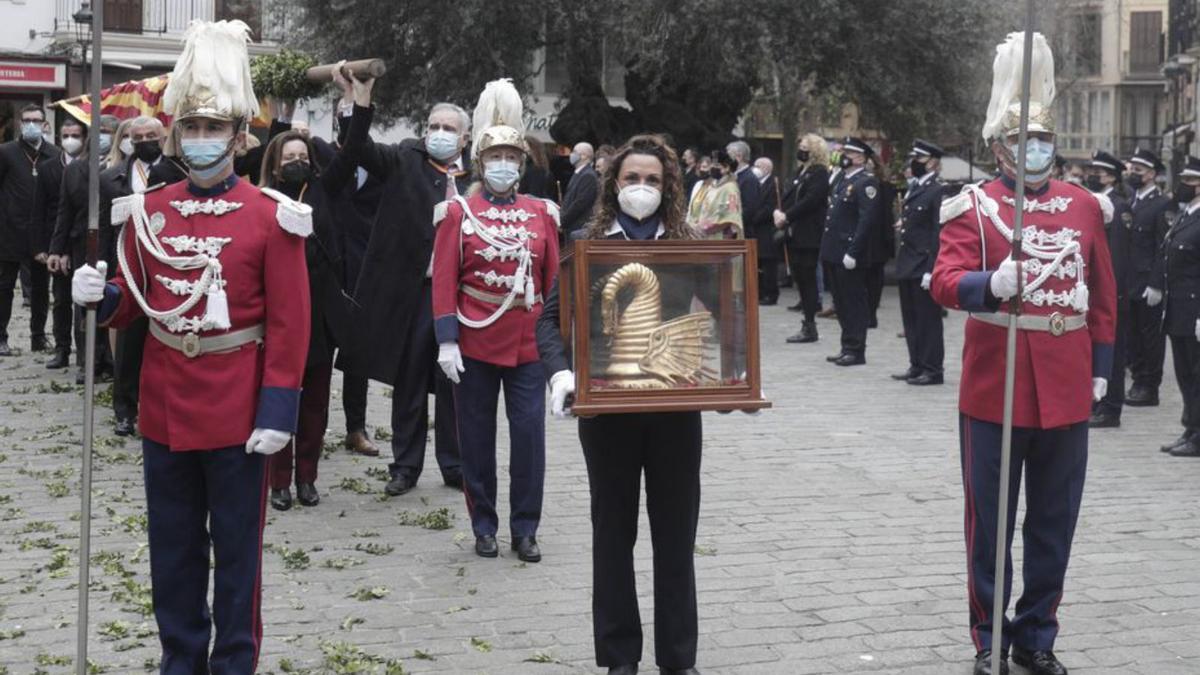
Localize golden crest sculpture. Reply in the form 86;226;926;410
599;262;715;388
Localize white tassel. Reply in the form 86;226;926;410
1073;283;1089;312
204;284;231;330
525;276;536;310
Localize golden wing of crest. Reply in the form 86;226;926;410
638;311;716;386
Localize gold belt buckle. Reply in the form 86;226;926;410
1047;312;1066;337
181;332;201;358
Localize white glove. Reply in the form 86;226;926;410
1092;378;1107;402
920;273;932;290
989;258;1022;300
1195;318;1200;342
772;209;787;227
842;254;856;270
245;428;292;455
549;370;575;418
71;261;108;306
1143;287;1163;307
437;342;465;384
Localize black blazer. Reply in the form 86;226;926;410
1104;189;1134;302
782;165;829;251
52;158;115;268
519;165;554;200
1158;209;1200;336
1129;186;1172;295
819;169;882;265
336;103;473;384
561;165;599;234
752;176;781;260
735;167;762;237
32;154;69;257
0;139;60;260
894;176;946;280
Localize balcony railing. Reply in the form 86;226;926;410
53;0;289;43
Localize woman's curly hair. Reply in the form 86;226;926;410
584;134;694;241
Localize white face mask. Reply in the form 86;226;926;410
60;137;84;155
425;129;460;161
617;184;662;221
483;159;521;193
119;137;134;157
752;167;766;180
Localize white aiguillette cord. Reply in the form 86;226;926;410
115;193;231;329
450;195;535;330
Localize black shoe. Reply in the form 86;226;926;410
1087;411;1120;428
512;536;541;563
607;666;637;675
270;488;293;511
296;483;320;506
442;471;463;489
825;352;846;362
787;321;818;344
114;417;136;437
30;336;49;353
1125;385;1159;407
475;534;498;558
0;341;12;357
891;368;919;381
1160;432;1194;453
833;353;865;366
759;297;777;306
786;303;803;312
973;650;1009;675
659;669;700;675
384;474;415;496
45;350;70;369
868;317;878;329
907;373;944;386
1011;646;1066;675
1169;439;1200;457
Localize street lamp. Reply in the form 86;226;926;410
73;1;93;91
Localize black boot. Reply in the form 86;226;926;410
46;350;70;369
786;321;818;344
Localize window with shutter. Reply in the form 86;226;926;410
1130;11;1163;75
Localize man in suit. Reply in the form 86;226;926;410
727;140;761;246
1124;148;1172;407
337;69;463;497
752;156;781;305
1086;151;1135;428
892;139;947;385
34;116;86;369
561;142;598;235
0;104;60;356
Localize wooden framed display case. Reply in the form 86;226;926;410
560;239;771;415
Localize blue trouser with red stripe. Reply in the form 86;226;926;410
143;439;268;675
959;414;1088;654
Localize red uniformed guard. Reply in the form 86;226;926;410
71;21;310;673
930;34;1116;675
431;79;560;562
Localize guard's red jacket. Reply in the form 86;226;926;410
431;192;559;367
931;177;1116;429
102;177;310;450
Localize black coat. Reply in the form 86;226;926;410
32;154;70;257
781;165;829;251
561;165;599;234
735;167;762;238
148;156;189;187
1103;189;1134;302
752;176;781;261
820;169;882;265
1129;186;1172;296
0;139;60;261
894;175;946;280
1157;208;1200;336
336;103;473;384
53;158;113;268
519;165;555;201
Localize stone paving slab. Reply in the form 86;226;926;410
0;285;1196;674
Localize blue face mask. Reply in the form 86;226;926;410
1008;138;1055;181
425;130;460;162
180;137;234;179
483;160;521;194
20;121;42;143
98;133;113;155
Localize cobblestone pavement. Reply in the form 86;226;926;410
0;286;1197;674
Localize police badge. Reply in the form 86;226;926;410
865;185;878;200
1121;211;1133;229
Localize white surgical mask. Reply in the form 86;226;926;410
483;159;521;193
1008;138;1055;182
119;137;134;157
98;133;113;155
425;130;460;161
60;137;83;155
569;151;581;166
617;184;662;221
20;122;42;143
752;167;766;180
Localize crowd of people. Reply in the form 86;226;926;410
0;20;1195;675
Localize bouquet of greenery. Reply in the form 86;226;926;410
250;49;327;102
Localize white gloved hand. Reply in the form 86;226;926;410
549;370;576;418
989;258;1022;300
772;209;787;227
1092;377;1108;402
1143;287;1163;307
920;273;932;291
842;254;856;270
1195;318;1200;342
437;342;466;384
245;428;292;455
71;261;108;306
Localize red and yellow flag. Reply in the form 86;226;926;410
53;74;271;127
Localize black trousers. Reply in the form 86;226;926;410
51;270;73;355
1128;297;1165;390
389;281;460;481
113;317;147;420
342;373;369;433
788;249;821;321
897;278;944;376
866;263;885;321
579;412;702;670
757;256;779;302
0;258;49;344
1095;301;1129;418
826;261;869;356
1170;334;1200;434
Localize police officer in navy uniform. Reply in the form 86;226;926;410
892;139;946;385
820;136;881;366
1124;147;1172;407
1086;150;1134;428
1145;155;1200;457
